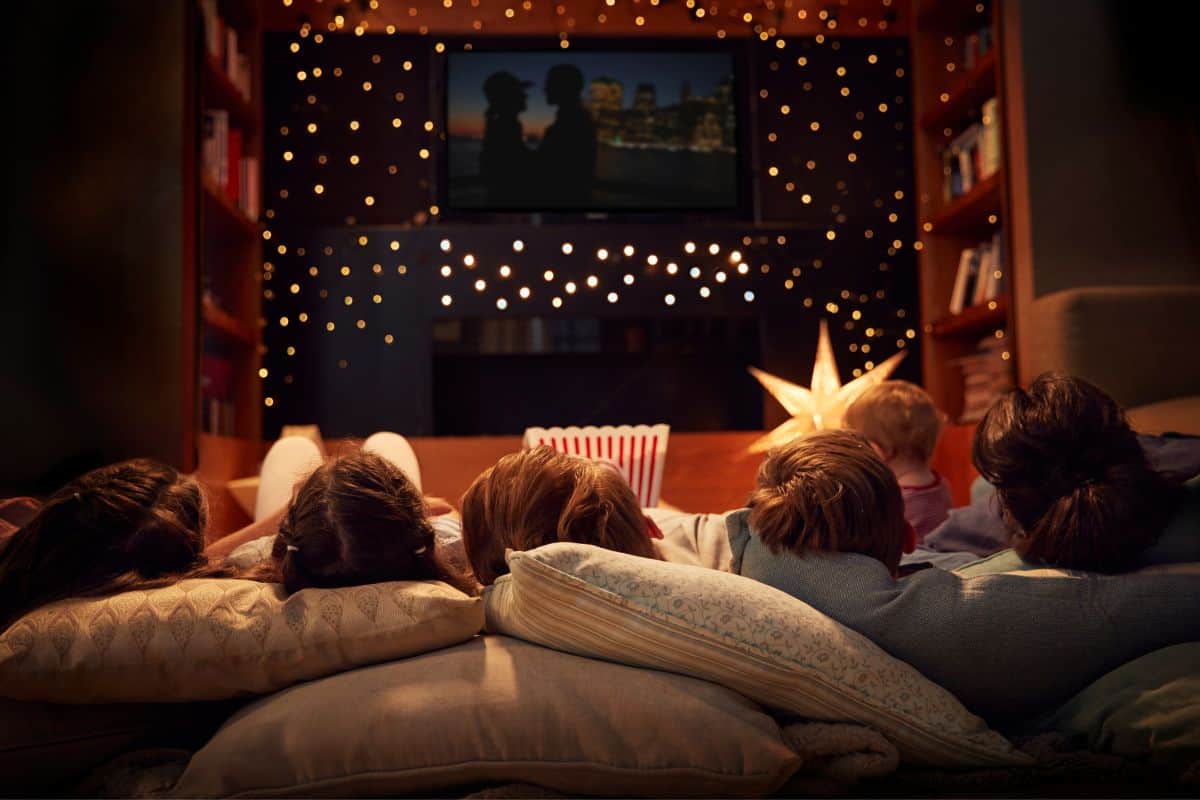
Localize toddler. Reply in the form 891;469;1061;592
844;380;952;540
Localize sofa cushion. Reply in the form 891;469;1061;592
1037;643;1200;770
1128;397;1200;437
171;636;803;798
485;543;1027;769
0;578;482;703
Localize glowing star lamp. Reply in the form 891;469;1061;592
747;319;907;453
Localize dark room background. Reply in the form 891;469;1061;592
257;31;919;437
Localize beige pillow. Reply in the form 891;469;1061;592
172;636;802;798
0;578;482;703
486;543;1030;769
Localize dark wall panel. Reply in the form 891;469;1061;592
0;0;188;492
260;32;918;437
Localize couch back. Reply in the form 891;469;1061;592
1024;285;1200;410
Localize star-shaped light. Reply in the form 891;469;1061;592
747;319;907;453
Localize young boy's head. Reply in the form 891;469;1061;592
747;429;910;573
843;380;943;470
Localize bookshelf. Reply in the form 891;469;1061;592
912;0;1016;423
190;0;265;483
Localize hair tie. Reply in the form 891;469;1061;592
73;492;83;502
414;545;427;555
285;544;299;553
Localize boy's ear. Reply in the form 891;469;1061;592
867;440;894;462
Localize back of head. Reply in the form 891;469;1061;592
546;63;584;102
0;459;215;630
271;451;461;594
747;429;908;573
460;446;656;585
973;372;1181;572
844;380;943;463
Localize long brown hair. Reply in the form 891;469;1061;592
246;451;477;596
460;446;659;585
747;429;909;574
973;372;1182;573
0;459;229;631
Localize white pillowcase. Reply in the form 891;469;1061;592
485;543;1030;769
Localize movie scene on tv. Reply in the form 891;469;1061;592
447;51;738;211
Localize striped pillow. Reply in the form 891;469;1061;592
485;543;1030;769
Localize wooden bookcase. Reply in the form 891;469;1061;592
911;0;1016;422
190;0;266;515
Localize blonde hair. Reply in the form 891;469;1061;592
844;380;943;462
747;429;908;573
460;446;658;585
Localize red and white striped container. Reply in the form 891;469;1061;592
522;424;670;508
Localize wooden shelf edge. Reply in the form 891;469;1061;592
202;55;257;133
923;172;1002;236
919;50;997;132
203;297;257;346
203;179;261;238
930;296;1009;338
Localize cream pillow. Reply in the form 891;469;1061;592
0;578;482;703
486;543;1030;769
173;636;802;798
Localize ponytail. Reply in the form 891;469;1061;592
976;373;1183;573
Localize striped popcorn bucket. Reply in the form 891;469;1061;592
522;424;670;508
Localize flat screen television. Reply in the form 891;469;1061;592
445;48;741;213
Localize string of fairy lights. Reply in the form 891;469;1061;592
258;0;950;415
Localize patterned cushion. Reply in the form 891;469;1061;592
172;636;803;798
0;579;483;703
485;543;1029;769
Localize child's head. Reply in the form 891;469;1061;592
844;380;943;469
270;451;473;594
460;446;659;585
0;459;220;630
747;429;910;574
973;372;1181;573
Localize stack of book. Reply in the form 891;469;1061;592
941;97;1001;202
203;109;260;219
954;334;1013;423
199;0;252;100
948;229;1005;314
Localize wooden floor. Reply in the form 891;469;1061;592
198;427;980;539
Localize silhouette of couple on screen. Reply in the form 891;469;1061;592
480;64;597;208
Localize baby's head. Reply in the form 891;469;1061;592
747;429;910;574
272;451;447;593
844;380;943;474
460;446;659;585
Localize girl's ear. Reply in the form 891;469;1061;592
644;515;663;540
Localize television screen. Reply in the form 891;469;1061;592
445;49;739;212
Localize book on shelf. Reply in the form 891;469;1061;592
203;109;260;220
940;97;1002;204
948;230;1006;315
948;247;979;315
953;334;1013;424
199;0;252;101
